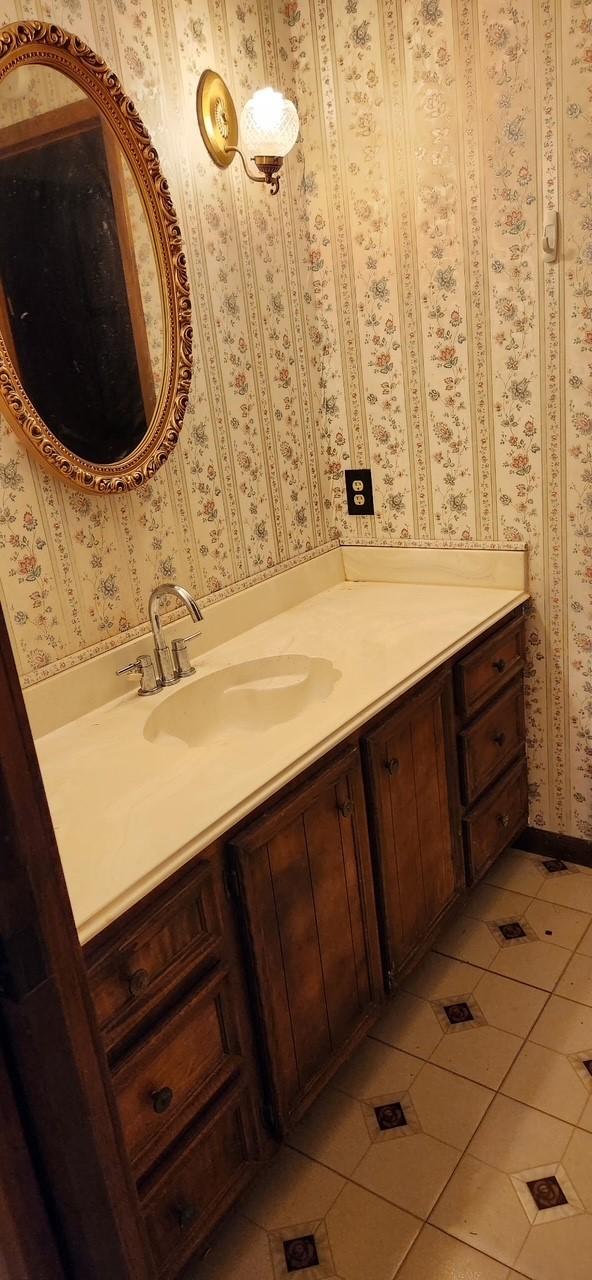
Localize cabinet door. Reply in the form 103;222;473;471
227;748;382;1136
363;669;463;985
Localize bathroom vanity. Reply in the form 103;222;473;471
30;549;530;1279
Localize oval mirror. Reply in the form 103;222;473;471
0;22;191;492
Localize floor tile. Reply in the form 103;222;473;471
431;991;487;1034
485;848;547;896
269;1219;335;1279
535;857;587;880
577;920;592;956
325;1181;420;1280
362;1090;421;1142
489;917;537;948
240;1148;344;1232
473;970;547;1038
489;937;571;991
403;951;483;1000
370;991;443;1059
332;1037;423;1102
396;1223;513;1280
529;993;592;1054
409;1061;494;1150
555;953;592;1007
286;1087;372;1177
578;1090;592;1133
464;882;534;923
433;912;500;967
431;1021;523;1088
196;853;592;1280
510;1161;584;1227
521;996;592;1133
523;898;590;951
563;1126;592;1213
514;1214;592;1280
536;867;592;913
467;1094;572;1173
354;1129;460;1219
429;1153;531;1266
501;1040;590;1125
189;1213;273;1280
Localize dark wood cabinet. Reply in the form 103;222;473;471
81;606;528;1278
454;616;528;883
112;966;242;1177
227;748;383;1135
87;859;223;1057
84;845;266;1277
454;614;524;718
140;1081;259;1280
458;676;526;805
362;669;463;985
463;755;529;882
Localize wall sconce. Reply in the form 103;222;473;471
197;70;299;196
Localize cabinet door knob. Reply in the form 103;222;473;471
497;813;510;829
492;731;506;748
338;798;354;818
384;758;399;776
177;1203;197;1231
492;658;506;673
152;1086;173;1114
128;968;149;997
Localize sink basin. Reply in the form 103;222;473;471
143;654;341;748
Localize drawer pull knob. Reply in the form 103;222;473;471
497;813;510;829
492;658;506;673
128;968;149;997
493;732;506;748
152;1086;173;1114
385;758;400;776
338;799;354;818
177;1203;197;1231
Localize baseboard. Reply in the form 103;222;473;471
514;825;592;869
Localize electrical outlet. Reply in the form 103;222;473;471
345;468;374;516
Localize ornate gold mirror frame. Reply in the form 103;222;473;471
0;21;192;493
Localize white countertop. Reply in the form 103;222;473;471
34;551;528;945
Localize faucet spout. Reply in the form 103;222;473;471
148;583;203;686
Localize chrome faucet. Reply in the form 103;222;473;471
117;582;203;695
149;583;203;686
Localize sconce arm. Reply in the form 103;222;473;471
225;146;283;195
225;146;266;182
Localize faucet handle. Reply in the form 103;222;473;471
117;654;159;696
172;632;200;680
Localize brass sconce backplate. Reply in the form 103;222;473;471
196;69;238;169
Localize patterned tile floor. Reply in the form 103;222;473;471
186;850;592;1280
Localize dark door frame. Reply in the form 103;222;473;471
0;603;153;1279
0;1041;64;1280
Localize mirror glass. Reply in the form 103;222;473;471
0;64;165;465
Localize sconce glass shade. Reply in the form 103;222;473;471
240;88;299;158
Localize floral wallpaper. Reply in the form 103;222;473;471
0;0;589;840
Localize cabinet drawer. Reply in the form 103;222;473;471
87;860;222;1053
455;616;524;719
141;1082;259;1278
459;677;525;805
112;966;241;1177
463;756;528;883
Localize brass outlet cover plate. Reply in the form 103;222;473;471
197;69;238;169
